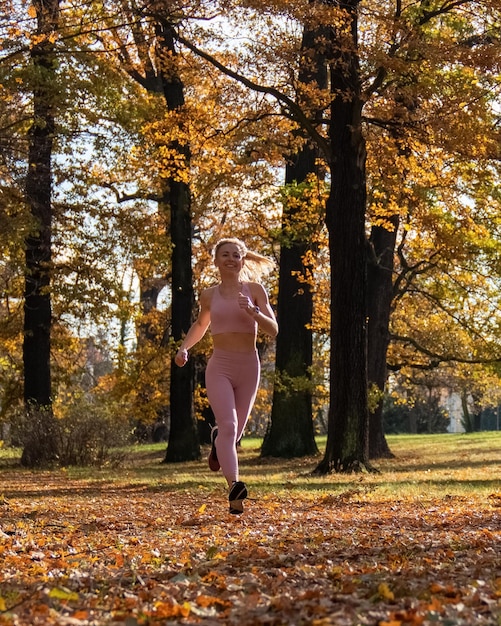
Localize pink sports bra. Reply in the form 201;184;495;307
210;282;257;335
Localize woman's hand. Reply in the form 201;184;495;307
175;348;189;367
238;292;259;316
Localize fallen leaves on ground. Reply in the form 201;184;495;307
0;470;500;625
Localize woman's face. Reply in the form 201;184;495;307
215;243;245;274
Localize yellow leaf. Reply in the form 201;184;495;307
198;503;207;514
0;597;6;611
378;582;395;601
28;5;37;18
48;587;79;602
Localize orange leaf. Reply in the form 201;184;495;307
427;597;443;612
196;594;229;608
71;610;90;619
153;599;191;619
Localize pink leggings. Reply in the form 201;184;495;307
205;348;260;484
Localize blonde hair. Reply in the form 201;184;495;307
213;237;275;282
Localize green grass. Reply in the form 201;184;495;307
1;431;500;502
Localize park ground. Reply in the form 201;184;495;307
0;433;500;625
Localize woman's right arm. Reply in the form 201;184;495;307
174;290;211;367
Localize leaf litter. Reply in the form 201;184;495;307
0;467;500;625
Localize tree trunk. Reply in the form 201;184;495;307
367;220;397;459
315;0;371;474
262;16;328;458
261;145;320;458
367;90;417;459
261;204;317;457
164;179;200;462
154;19;200;463
22;0;60;467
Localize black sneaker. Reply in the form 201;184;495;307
229;480;248;515
208;426;220;472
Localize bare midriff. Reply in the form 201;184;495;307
212;332;256;352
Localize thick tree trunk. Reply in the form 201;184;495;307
367;220;397;459
262;217;317;457
164;179;199;462
262;16;328;458
261;145;319;458
315;0;371;474
155;20;200;463
367;93;416;458
22;0;60;467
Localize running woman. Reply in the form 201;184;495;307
174;238;278;514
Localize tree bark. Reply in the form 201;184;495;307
262;17;327;458
261;199;318;457
367;220;397;459
163;178;200;462
154;19;200;463
22;0;60;467
366;73;419;459
315;0;371;474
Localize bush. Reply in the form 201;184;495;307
57;400;130;466
10;399;130;467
